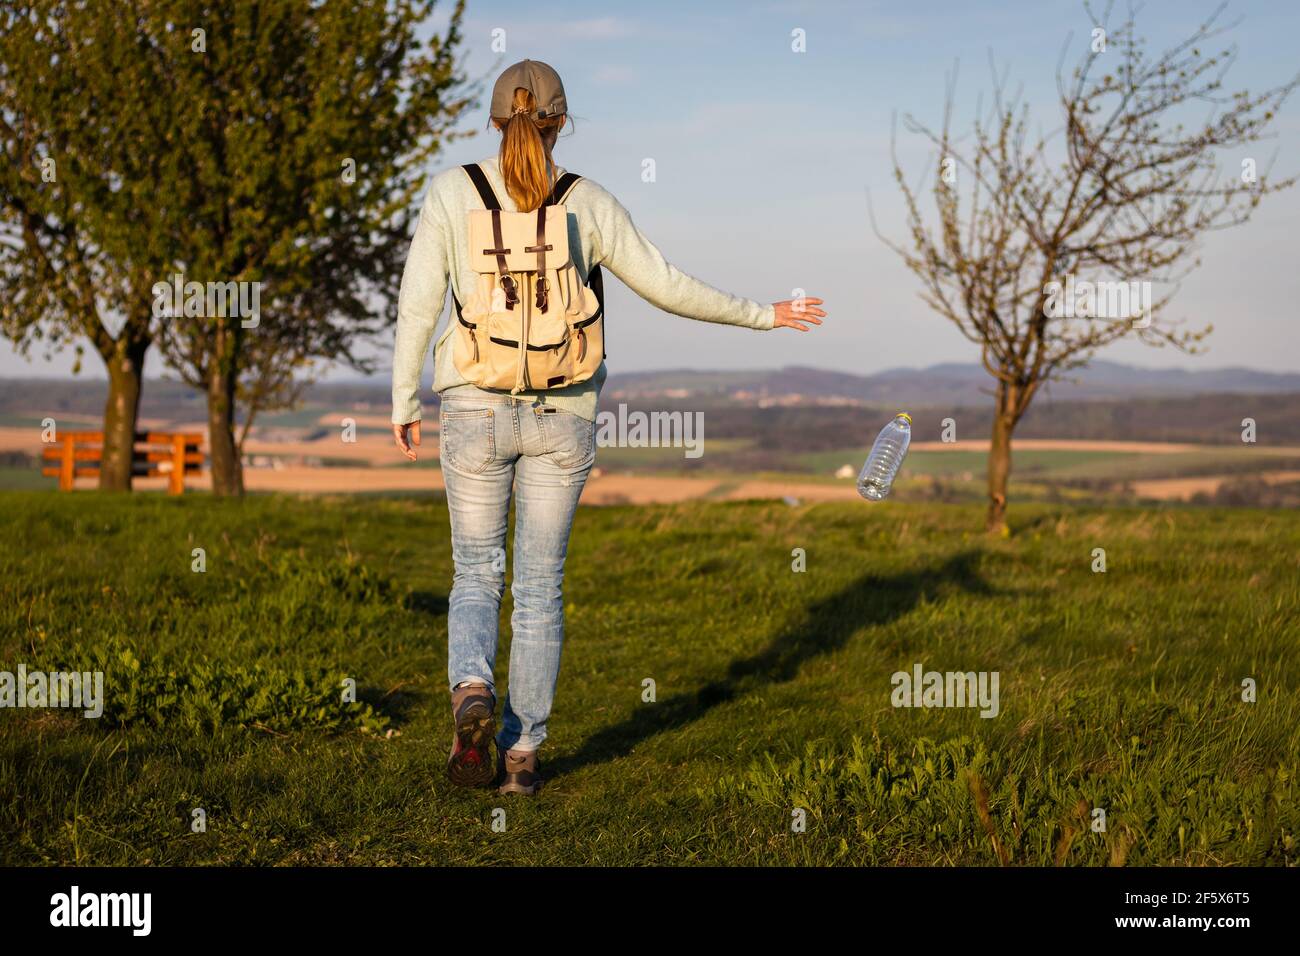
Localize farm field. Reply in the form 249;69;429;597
1;492;1296;865
5;411;1300;504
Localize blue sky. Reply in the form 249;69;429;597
6;0;1298;381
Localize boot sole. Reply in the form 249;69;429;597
447;702;496;788
497;757;544;796
497;776;543;796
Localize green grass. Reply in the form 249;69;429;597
0;466;51;491
798;447;1133;477
0;414;51;428
802;445;1300;482
1;492;1296;865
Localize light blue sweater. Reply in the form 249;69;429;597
392;156;776;424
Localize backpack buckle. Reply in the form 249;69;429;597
499;275;518;308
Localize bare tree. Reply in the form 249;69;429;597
875;2;1297;533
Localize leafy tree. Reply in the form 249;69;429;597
1;0;174;489
2;0;470;494
877;2;1297;532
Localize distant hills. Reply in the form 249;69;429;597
601;361;1300;407
2;360;1298;422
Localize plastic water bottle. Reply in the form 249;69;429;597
857;413;912;501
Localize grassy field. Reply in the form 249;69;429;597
799;445;1300;481
1;491;1296;866
799;447;1126;478
0;467;53;491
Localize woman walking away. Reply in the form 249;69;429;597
391;59;825;796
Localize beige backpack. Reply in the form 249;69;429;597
451;164;605;394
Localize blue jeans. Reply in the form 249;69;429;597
438;386;595;753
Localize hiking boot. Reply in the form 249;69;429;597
498;749;544;796
447;684;496;788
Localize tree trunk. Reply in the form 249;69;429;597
98;340;148;492
206;359;244;497
986;393;1016;535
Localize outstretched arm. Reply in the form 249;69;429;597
588;183;825;332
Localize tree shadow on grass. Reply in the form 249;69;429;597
550;549;1006;780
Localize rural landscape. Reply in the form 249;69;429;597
2;359;1298;865
4;361;1299;507
1;0;1297;922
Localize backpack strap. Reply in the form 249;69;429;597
585;263;605;359
461;163;501;211
462;164;517;309
487;208;518;309
543;172;604;344
468;163;574;209
546;171;583;206
527;207;552;311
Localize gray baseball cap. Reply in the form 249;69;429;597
490;59;567;120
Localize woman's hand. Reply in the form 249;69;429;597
393;420;421;461
773;297;826;331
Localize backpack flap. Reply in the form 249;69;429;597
467;205;570;275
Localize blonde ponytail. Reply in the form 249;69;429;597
494;87;565;212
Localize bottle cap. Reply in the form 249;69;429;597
897;412;912;424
